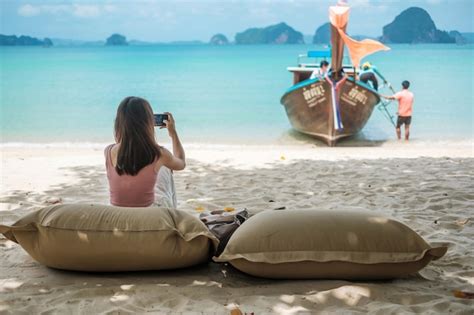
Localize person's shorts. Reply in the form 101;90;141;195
397;116;412;128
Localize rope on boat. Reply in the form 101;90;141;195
378;99;396;127
331;85;344;131
373;68;396;127
327;76;344;131
373;68;396;94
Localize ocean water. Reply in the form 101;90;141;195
0;44;473;145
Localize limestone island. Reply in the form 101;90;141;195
235;22;304;45
382;7;455;43
312;22;330;44
0;34;53;46
106;34;128;46
209;34;229;45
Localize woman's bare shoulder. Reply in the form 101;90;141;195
105;143;118;153
105;144;119;166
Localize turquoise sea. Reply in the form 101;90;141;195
0;44;473;145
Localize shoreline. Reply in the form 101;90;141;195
1;141;473;200
1;135;474;147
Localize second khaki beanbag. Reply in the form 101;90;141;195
0;204;218;272
215;210;447;279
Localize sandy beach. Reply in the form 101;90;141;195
1;142;473;314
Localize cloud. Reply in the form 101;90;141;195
16;3;117;19
104;5;118;13
349;0;371;7
348;0;388;12
18;4;41;17
40;5;70;15
72;5;101;18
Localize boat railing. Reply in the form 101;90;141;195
297;50;351;69
297;50;331;67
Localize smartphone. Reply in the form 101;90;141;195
154;114;169;127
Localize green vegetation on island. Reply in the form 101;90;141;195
0;34;53;46
460;32;474;43
312;22;330;44
235;22;304;45
105;34;128;46
51;38;105;46
449;31;468;44
209;34;229;45
382;7;455;43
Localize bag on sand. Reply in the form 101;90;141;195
199;209;249;256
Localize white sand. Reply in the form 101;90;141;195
1;142;473;314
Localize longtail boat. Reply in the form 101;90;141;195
280;2;391;146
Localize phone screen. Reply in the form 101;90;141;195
154;114;169;127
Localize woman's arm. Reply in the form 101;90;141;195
160;112;186;170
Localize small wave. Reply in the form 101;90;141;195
1;138;473;150
0;142;111;149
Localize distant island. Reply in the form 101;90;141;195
382;7;455;43
51;38;105;46
209;34;229;45
0;34;53;46
449;31;468;45
459;32;474;43
312;22;330;44
235;22;304;44
2;7;472;47
166;40;205;45
106;34;128;46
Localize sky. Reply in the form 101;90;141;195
1;0;473;42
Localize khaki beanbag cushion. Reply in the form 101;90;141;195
0;204;218;272
215;210;447;279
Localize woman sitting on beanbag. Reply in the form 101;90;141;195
105;96;185;208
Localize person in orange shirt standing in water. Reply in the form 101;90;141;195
381;80;414;140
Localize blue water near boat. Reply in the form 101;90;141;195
0;44;473;144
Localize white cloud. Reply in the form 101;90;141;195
72;5;101;18
248;6;277;21
104;5;118;13
16;3;118;19
349;0;388;11
40;5;70;15
18;4;41;17
350;0;370;7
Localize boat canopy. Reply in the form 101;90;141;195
307;50;331;58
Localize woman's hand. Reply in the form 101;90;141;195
160;112;177;137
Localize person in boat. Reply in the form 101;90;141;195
380;80;414;140
105;96;186;208
359;62;378;90
310;60;330;80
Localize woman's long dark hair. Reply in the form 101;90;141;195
114;96;161;176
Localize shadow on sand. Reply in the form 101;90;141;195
278;129;388;147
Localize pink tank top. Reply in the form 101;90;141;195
105;144;158;207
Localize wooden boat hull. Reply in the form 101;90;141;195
280;78;380;146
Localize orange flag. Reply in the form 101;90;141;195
329;4;350;29
337;29;390;69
